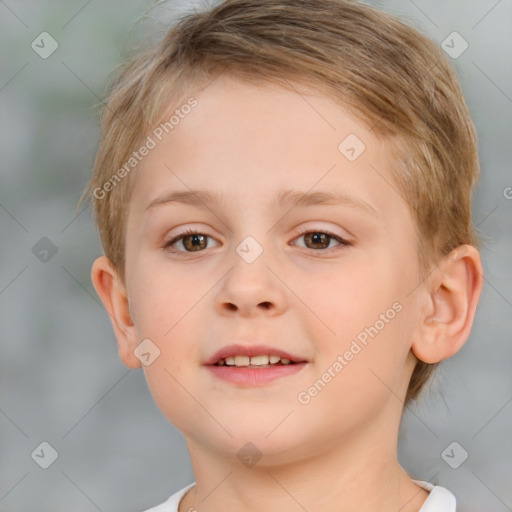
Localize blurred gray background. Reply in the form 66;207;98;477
1;1;511;511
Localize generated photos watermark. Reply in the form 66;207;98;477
297;301;403;405
93;97;198;200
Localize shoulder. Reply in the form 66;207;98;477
413;479;456;512
140;483;195;512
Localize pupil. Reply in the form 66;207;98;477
307;232;328;249
186;234;206;251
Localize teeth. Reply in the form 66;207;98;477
234;355;250;366
250;355;269;365
217;355;295;366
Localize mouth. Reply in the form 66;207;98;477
214;354;297;367
204;344;308;386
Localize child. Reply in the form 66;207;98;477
83;0;483;510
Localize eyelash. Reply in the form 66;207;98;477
293;227;351;250
163;227;351;255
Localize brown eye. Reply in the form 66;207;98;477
165;229;218;253
292;229;350;253
181;233;208;251
303;232;331;249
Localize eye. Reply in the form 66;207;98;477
291;229;350;252
164;228;219;253
163;227;351;255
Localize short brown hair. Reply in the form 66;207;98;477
82;0;481;404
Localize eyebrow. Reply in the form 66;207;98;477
145;188;378;216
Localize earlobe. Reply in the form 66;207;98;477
411;245;483;364
91;256;141;369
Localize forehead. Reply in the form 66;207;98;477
129;75;405;222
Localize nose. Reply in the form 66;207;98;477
214;250;288;317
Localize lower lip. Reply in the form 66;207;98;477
205;363;307;386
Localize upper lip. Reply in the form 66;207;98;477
203;344;308;366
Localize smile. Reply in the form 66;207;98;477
214;354;294;367
204;343;309;385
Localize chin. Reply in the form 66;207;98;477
197;423;314;464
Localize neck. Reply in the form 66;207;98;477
180;422;428;512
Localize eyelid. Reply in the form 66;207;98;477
293;221;352;240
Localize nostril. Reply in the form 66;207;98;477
224;302;272;311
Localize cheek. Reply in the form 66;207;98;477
142;360;200;438
306;252;415;375
128;256;198;336
297;305;414;431
127;265;203;410
130;267;202;428
303;257;397;338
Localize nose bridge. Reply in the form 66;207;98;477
215;233;287;315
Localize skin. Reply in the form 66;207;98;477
92;75;483;512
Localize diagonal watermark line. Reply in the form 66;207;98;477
266;471;310;512
190;62;228;96
398;472;439;511
0;472;30;503
60;265;105;311
368;163;409;206
163;368;234;438
476;204;499;227
473;61;512;105
282;78;336;131
398;483;425;511
61;471;104;512
60;265;125;335
60;202;91;233
61;368;132;439
0;408;29;439
265;266;336;335
61;0;93;29
472;396;512;439
405;264;437;297
368;367;439;438
60;60;130;130
471;470;511;510
60;60;106;104
199;471;233;503
0;204;29;233
265;409;294;438
163;163;232;233
0;62;29;93
0;265;29;296
368;59;441;135
407;0;439;29
472;0;503;29
480;270;512;309
163;267;233;337
267;164;337;234
0;1;29;28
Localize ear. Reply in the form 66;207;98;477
91;256;141;369
411;244;484;364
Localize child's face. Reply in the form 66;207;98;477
121;75;425;462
